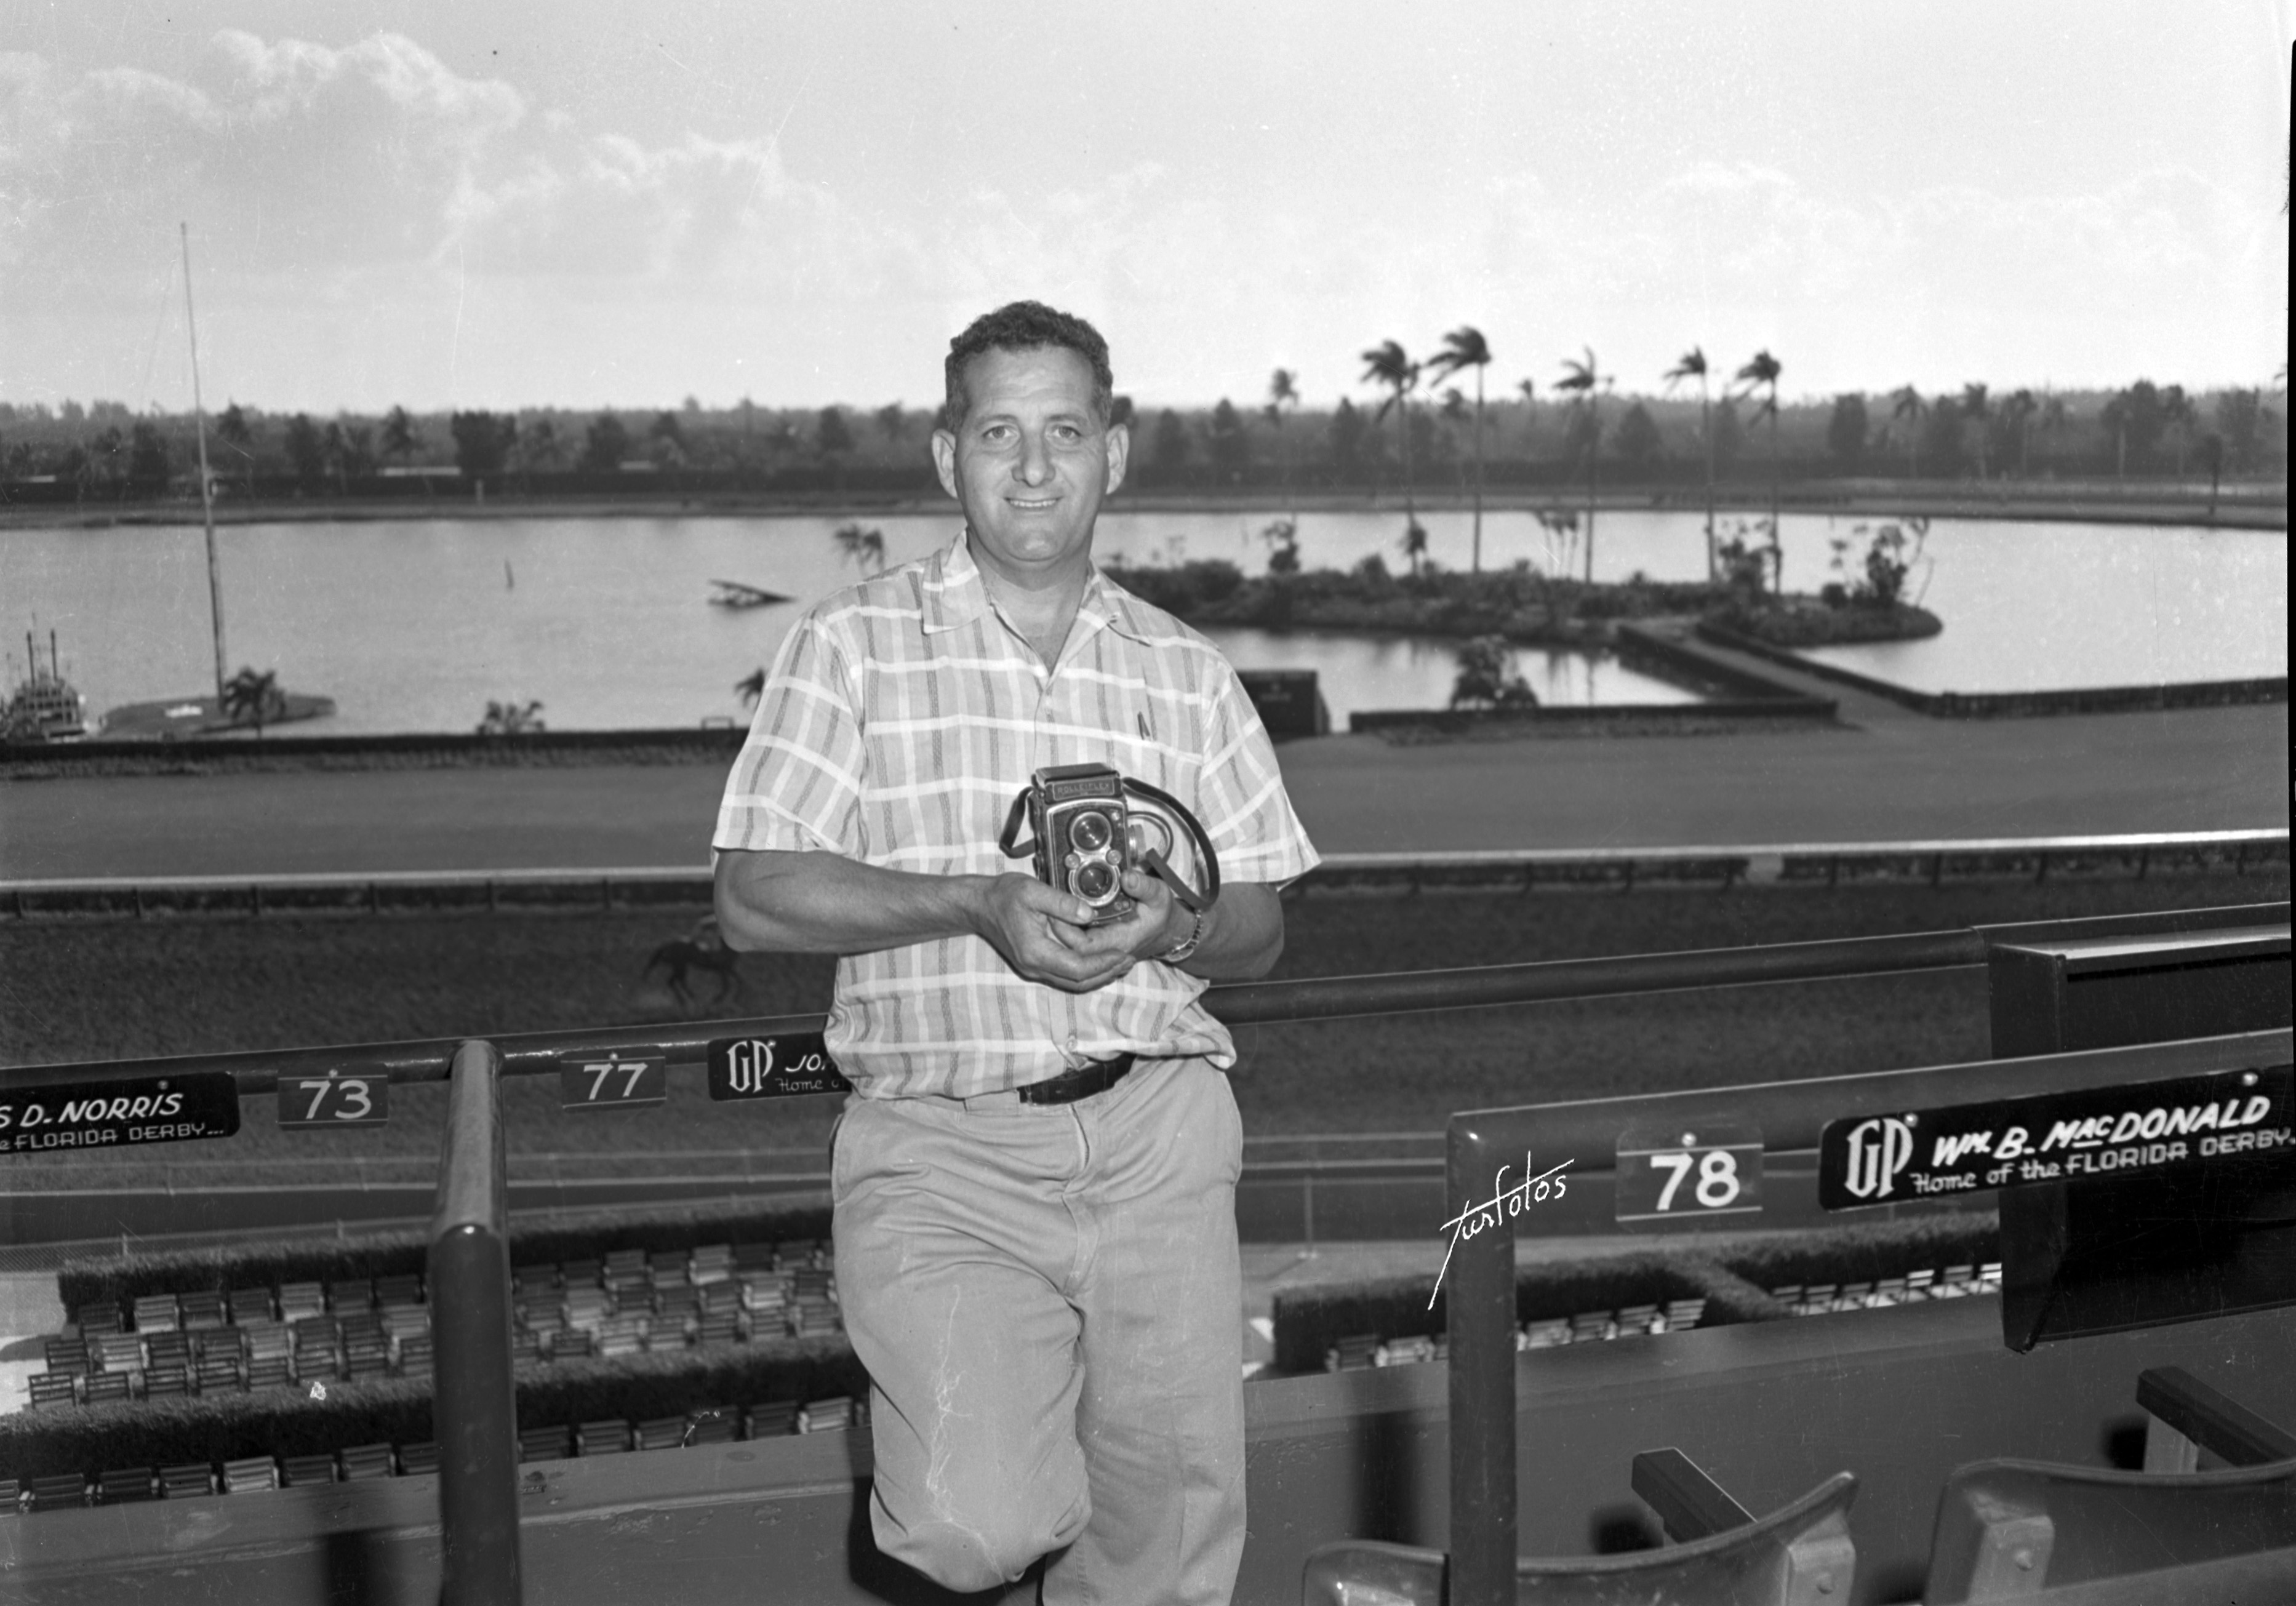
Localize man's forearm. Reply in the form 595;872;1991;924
714;849;988;956
1172;883;1285;981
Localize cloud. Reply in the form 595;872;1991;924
0;33;527;285
0;29;2281;409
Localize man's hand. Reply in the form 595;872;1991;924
714;849;1282;986
969;873;1145;994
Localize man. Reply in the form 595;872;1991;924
712;300;1318;1603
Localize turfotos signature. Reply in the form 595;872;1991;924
1430;1155;1573;1309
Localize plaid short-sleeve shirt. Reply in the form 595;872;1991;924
714;530;1320;1100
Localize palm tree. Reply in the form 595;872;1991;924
1425;326;1494;572
833;522;887;573
1960;383;1993;479
2035;393;2069;475
1263;368;1300;503
213;401;256;500
2161;386;2197;477
1360;341;1420;524
1734;351;1783;592
735;668;766;708
476;698;546;736
1889;386;1926;481
1663;347;1715;579
1398;519;1429;578
220;665;284;737
1554;348;1608;583
2001;390;2039;477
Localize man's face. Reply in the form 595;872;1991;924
933;345;1129;586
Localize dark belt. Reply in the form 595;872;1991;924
1015;1053;1137;1106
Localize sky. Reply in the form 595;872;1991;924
0;0;2289;415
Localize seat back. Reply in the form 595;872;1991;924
1303;1472;1855;1606
1924;1454;2296;1602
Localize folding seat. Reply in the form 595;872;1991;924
338;1445;394;1482
635;1416;687;1451
745;1401;798;1439
158;1463;215;1499
27;1474;89;1512
1305;1448;1858;1606
96;1466;157;1504
275;1282;326;1324
682;1407;737;1446
1923;1365;2296;1604
279;1455;335;1488
518;1426;572;1463
220;1457;277;1494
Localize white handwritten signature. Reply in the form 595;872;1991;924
1430;1156;1573;1310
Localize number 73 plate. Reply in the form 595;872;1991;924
1615;1119;1763;1228
277;1066;390;1127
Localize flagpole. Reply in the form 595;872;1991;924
182;222;226;705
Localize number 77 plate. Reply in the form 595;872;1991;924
1615;1119;1764;1228
558;1054;667;1112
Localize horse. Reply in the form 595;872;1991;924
642;928;743;1009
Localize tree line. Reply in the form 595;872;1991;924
0;372;2279;506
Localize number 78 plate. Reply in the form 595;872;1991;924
559;1055;667;1111
1615;1119;1764;1228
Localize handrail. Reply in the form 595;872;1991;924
430;1039;522;1606
2;901;2282;1093
1439;1026;2295;1605
2;827;2281;899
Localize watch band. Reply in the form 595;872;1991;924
1159;904;1209;965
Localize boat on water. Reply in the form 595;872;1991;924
4;630;89;742
708;578;793;609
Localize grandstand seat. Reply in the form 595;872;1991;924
1303;1459;1857;1605
1924;1369;2296;1602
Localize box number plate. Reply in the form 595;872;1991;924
1615;1119;1764;1226
278;1067;391;1127
559;1055;666;1112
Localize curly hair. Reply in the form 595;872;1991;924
943;301;1114;428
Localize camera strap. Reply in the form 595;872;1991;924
996;776;1220;913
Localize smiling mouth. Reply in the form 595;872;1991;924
1007;495;1062;511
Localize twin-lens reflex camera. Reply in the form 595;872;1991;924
999;762;1219;925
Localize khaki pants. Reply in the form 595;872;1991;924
831;1056;1247;1604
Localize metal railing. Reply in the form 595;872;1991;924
3;900;2282;1095
1438;1026;2295;1604
430;1039;522;1605
6;900;2287;1599
1;829;2282;921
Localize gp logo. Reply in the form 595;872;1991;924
1840;1116;1916;1200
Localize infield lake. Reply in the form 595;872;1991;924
3;508;2284;733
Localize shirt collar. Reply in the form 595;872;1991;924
922;527;1156;648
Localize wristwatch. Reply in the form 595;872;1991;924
1159;905;1209;965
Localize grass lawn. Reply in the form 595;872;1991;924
1;866;2281;1189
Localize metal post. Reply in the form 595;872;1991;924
1447;1117;1517;1604
431;1039;521;1605
181;223;227;706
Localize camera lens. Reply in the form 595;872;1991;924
1069;811;1113;853
1074;862;1117;901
